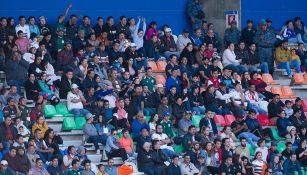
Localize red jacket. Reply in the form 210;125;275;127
249;78;267;93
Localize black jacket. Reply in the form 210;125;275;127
199;118;218;135
241;27;256;46
59;75;77;99
47;165;64;175
167;163;181;175
137;149;154;168
6;58;29;81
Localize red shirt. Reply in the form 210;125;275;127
6;124;13;140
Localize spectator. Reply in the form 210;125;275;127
26;145;40;168
118;129;135;159
137;142;157;175
3;147;18;174
252;151;267;175
253;19;276;74
186;0;205;29
25;73;43;103
285;126;298;145
182;125;197;152
29;103;43;122
247;43;269;73
283;154;303;175
112;98;129;129
180;154;199;175
296;43;307;71
32;115;48;136
292;97;307;122
241;19;256;46
105;129;128;162
59;69;77;99
82;69;97;91
282;142;294;159
63;146;78;170
283;20;306;46
3;97;21;120
224;20;241;45
178;111;193;136
37;72;56;101
275;40;300;77
220;126;237;150
177;29;191;52
15;146;31;174
151;124;174;156
268;94;285;121
255;139;269;162
33;128;51;163
235;137;250;158
83;113;103;154
218;155;236;175
160;28;180;58
290;108;307;130
0;116;18;151
222;42;246;75
56;42;73;72
152;140;168;174
277;110;293;137
67;159;80;175
81;159;95;175
284;100;294;118
190;28;203;49
167;155;181;175
245;84;267;114
131;17;146;52
295;139;307;167
47;156;63;175
187;142;202;165
268;155;283;175
67;84;90;118
160;111;174;138
189;86;205;115
5;51;29;94
0;160;15;175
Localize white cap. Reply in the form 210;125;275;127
0;160;8;165
157;84;164;88
165;28;172;32
130;43;136;47
71;84;78;89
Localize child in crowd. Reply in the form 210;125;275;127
208;68;221;88
284;100;293;118
160;111;174;138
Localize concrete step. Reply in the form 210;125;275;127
48;124;62;132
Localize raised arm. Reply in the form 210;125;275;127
59;3;72;23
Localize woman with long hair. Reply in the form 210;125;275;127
148;113;159;134
295;139;307;167
95;114;112;144
252;151;267;175
201;142;218;174
24;73;43;103
199;126;213;144
32;115;48;136
220;126;237;149
268;155;283;175
37;72;56;100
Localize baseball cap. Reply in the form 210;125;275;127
183;29;190;33
156;84;164;88
85;113;95;120
130;43;136;47
71;84;78;89
259;19;267;25
0;160;8;165
165;28;172;32
163;111;170;116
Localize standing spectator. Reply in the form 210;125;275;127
116;16;131;40
241;19;256;46
83;113;103;155
67;84;90;118
186;0;205;29
15;16;30;39
275;40;300;77
65;15;78;41
253;19;276;74
224;20;241;45
78;16;93;37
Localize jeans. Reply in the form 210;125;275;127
191;106;206;115
224;64;247;75
258;47;274;74
7;79;25;94
238;132;260;147
70;108;90;118
133;58;147;71
277;60;301;76
143;108;156;116
161;148;175;157
249;62;269;73
248;102;267;115
87;136;103;150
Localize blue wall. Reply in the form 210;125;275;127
241;0;307;29
0;0;188;35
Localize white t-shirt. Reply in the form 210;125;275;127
67;92;83;111
15;24;30;39
255;147;268;162
230;90;243;105
151;133;174;151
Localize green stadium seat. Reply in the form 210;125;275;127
145;116;151;122
271;128;286;141
246;144;255;156
56;104;74;117
174;145;184;154
44;105;60;118
63;117;76;130
277;142;286;153
191;115;205;128
75;117;86;130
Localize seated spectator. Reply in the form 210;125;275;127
29;103;43;122
247;43;269;73
178;111;193;136
224;20;241;45
222;42;246;75
220;126;237;150
83;113;103;154
283;20;307;46
13;134;26;149
160;111;174;138
160;28;180;58
292;97;307;122
229;83;247;116
82;69;97;91
105;129;128;162
203;84;224;115
252;151;267;175
37;72;56;101
26;145;40;168
245;109;275;140
284;100;294;118
215;82;232;114
268;93;285;120
63;146;78;171
141;67;156;93
255;139;269;162
112;98;129;129
167;155;181;175
285;126;299;145
245;84;267;114
145;34;161;61
221;137;234;162
1;116;18;152
283;153;303;175
151;140;168;174
177;29;191;52
298;127;307;142
151;124;174;156
198;126;214;145
133;53;147;73
182;125;197;152
290;109;307;130
95;114;111;143
187;142;202;165
157;96;173;120
137;142;157;175
165;68;181;94
135;127;151;153
59;69;77;99
203;29;221;51
33;128;51;163
67;84;90;118
43;128;63;150
165;54;178;77
3;97;21;121
28;54;44;78
5;51;29;94
118;129;136;159
25;73;43;102
296;43;307;71
218;155;236;175
66;159;80;175
189;86;205;115
15;146;31;174
0;160;15;175
207;68;221;88
275;40;300;77
180;154;199;175
167;86;178;107
235;137;250;158
3;147;18;174
295;139;307;167
277;110;293;137
147;114;158;134
32;115;48;136
81;159;95;175
15;30;30;54
76;146;89;168
282;142;294;159
47;156;64;175
268;155;283;174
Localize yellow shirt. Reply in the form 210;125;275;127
32;121;49;136
291;54;301;64
275;47;290;64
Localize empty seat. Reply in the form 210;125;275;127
262;73;278;85
44;105;59;118
75;117;86;130
145;116;151;122
271;86;285;98
156;60;167;72
213;115;226;127
246;144;255;156
303;73;307;84
281;86;297;98
147;61;159;72
276;142;286;153
173;145;184;154
224;114;236;126
257;114;275;126
302;100;307;112
155;75;166;85
63;117;76;130
191;115;205;128
56;104;74;117
292;73;304;85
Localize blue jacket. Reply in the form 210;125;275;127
283;159;303;175
132;119;150;139
165;76;181;94
245;117;261;131
167;163;181;175
199;118;218;135
277;117;293;137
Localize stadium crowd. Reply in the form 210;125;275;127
0;1;306;175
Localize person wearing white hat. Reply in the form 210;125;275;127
0;160;15;175
160;27;180;59
67;83;91;118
